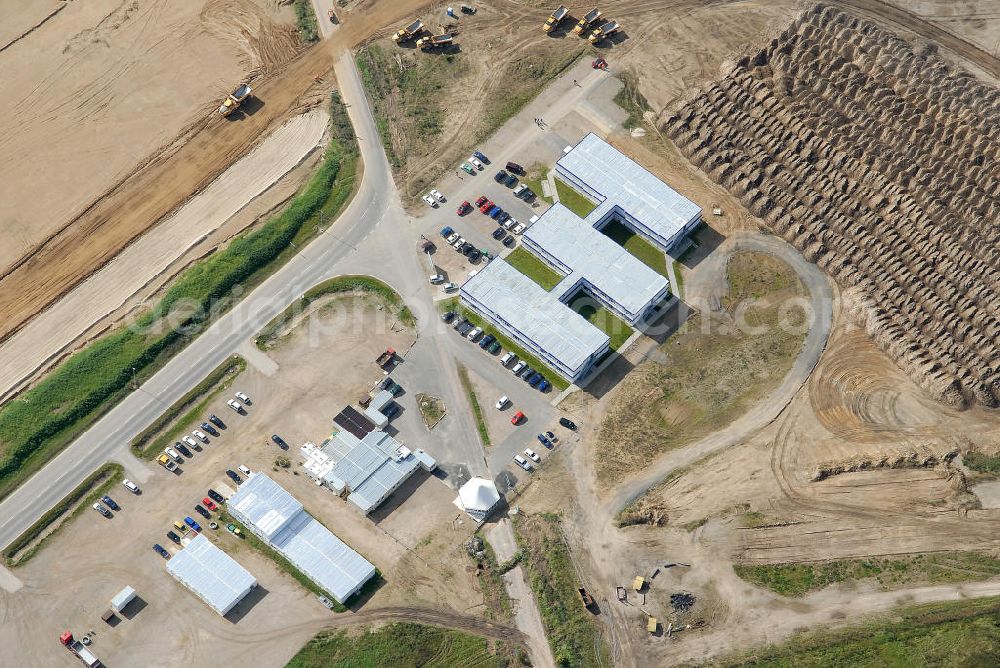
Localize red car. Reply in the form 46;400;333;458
475;195;488;207
201;497;218;511
511;411;525;425
479;200;494;214
457;201;472;215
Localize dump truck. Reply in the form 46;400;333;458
376;348;396;369
157;454;178;472
218;84;252;117
392;19;424;42
543;5;569;32
577;586;595;609
573;8;601;34
588;20;619;43
416;34;453;50
60;632;100;667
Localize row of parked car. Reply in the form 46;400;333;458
440;226;489;265
152;470;251;559
159;392;251;472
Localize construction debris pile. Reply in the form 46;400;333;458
670;592;696;613
664;4;1000;409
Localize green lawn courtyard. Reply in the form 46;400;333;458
504;246;563;290
566;291;634;351
599;219;670;277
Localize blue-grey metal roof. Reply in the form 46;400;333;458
556;133;701;240
227;473;375;603
270;511;376;603
165;534;256;615
460;260;609;373
325;431;419;514
524;204;668;317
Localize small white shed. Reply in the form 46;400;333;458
110;585;137;613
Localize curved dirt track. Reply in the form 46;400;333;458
0;0;433;346
336;605;529;645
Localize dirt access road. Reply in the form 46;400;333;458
0;0;430;347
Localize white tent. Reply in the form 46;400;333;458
454;477;502;522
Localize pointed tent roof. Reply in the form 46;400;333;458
458;477;501;512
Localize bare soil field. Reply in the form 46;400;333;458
0;0;430;347
664;4;1000;409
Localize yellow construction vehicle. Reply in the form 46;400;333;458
393;19;424;43
218;84;252;117
588;20;619;43
416;34;454;50
542;5;569;33
573;8;601;35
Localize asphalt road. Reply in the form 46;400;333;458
0;53;401;551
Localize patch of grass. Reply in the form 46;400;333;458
599;219;669;277
415;393;445;430
724;596;1000;667
130;356;246;459
483;49;585;133
613;70;652;130
565;291;634;351
672;259;685;298
504;247;563;291
286;622;511;668
963;451;1000;474
4;463;123;566
553;178;596;218
292;0;319;43
0;94;357;503
473;537;514;622
683;518;708;532
255;275;413;350
734;552;1000;598
738;509;782;528
439;299;569;392
457;365;490;447
514;513;608;668
595;252;807;484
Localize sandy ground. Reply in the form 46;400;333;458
0;109;328;402
0;299;505;667
0;0;297;273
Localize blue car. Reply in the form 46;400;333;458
184;516;201;532
487;205;499;216
537;379;551;392
473;150;489;164
536;433;551;447
383;402;401;420
441;226;454;238
101;495;120;511
528;373;543;387
153;543;170;559
490;207;504;220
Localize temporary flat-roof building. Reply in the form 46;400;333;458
165;534;257;616
523;204;670;325
300;431;436;514
226;473;375;603
555;132;702;251
461;259;610;381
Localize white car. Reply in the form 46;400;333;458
467;326;483;341
430;189;446;202
442;282;458;292
164;447;183;463
238;464;252;476
446;232;460;243
122;479;140;494
453;237;465;249
500;352;516;366
502;217;516;230
524;448;541;463
511;361;527;375
513;454;533;472
496;396;509;410
192;430;209;443
512;223;526;235
469;156;484;170
227;399;244;413
422;194;438;208
429;274;445;285
235;392;251;404
183;435;199;449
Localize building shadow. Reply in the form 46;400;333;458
678;224;726;270
225;584;269;624
369;470;433;524
119;596;147;620
582;354;634;400
347;573;386;611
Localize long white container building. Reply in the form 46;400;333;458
165;534;257;616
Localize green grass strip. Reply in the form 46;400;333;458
457;365;491;447
255;275;414;350
130;356;246;459
504;247;564;291
4;462;123;566
554;178;596;218
293;0;319;43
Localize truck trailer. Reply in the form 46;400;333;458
60;632;100;667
